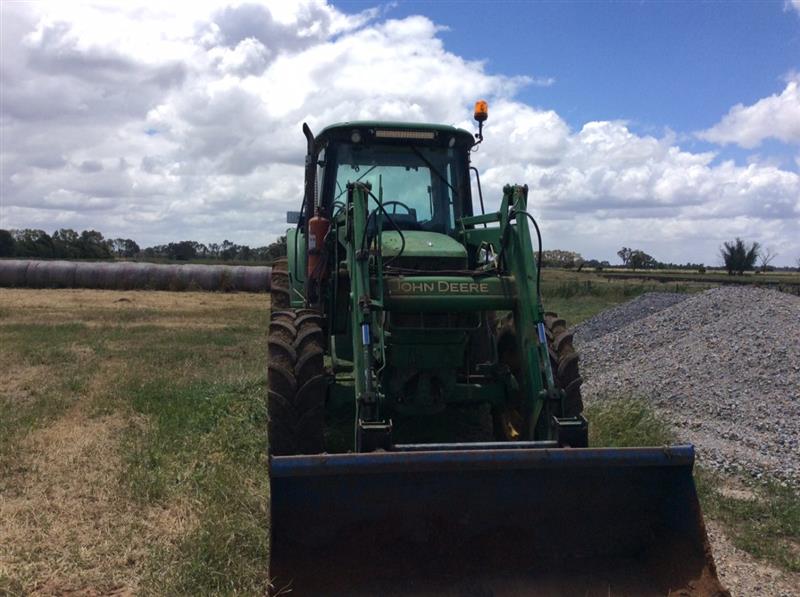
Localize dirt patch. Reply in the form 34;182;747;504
717;486;757;502
708;520;800;596
0;364;52;403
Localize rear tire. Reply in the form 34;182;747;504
268;308;326;455
544;312;583;417
270;257;291;310
492;312;583;440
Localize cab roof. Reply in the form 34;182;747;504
317;121;475;144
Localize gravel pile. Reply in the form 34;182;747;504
577;286;800;488
573;292;691;342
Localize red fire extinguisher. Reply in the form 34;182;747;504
307;207;330;283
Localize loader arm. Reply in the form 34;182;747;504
341;181;574;448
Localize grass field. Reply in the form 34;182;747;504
539;267;713;324
0;290;269;595
0;271;796;594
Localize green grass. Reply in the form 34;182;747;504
542;295;629;326
585;396;675;447
0;322;95;470
111;318;270;593
124;378;270;595
696;468;800;573
539;268;711;325
0;393;73;474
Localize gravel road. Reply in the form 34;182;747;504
576;287;800;489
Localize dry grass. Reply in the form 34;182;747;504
0;288;265;312
3;405;140;594
0;288;268;596
0;288;266;329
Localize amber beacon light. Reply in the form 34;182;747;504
474;100;489;122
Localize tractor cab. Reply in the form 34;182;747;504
311;122;477;238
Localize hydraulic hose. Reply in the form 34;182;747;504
513;209;544;301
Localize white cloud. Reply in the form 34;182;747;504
1;1;799;265
786;1;800;15
529;76;555;87
697;76;800;148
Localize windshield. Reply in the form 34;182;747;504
328;144;464;234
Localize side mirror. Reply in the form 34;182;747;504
286;211;301;224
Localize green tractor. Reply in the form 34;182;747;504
267;104;727;596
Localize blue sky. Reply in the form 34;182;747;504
371;2;797;126
358;0;800;167
2;1;799;264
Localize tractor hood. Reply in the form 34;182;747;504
380;231;467;261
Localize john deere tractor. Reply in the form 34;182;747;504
267;103;727;596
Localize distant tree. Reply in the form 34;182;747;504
78;230;112;259
52;228;81;258
265;236;288;261
758;247;777;272
617;247;632;267
220;239;237;261
539;249;583;269
629;250;657;270
237;245;252;261
720;238;760;275
0;229;15;257
8;227;292;263
110;238;140;258
13;229;54;258
166;240;198;261
582;259;610;271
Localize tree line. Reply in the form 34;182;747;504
539;248;704;272
1;228;792;273
539;239;787;275
0;228;287;263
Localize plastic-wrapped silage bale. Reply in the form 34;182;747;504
194;265;225;291
0;260;33;287
238;266;270;292
0;260;272;292
27;261;77;288
117;262;155;290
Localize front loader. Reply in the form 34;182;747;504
267;103;727;596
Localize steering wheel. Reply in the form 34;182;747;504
381;200;413;215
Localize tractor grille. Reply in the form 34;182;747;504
388;256;467;272
388;311;479;330
383;254;473;329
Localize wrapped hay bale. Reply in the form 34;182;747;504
117;262;156;290
27;261;77;288
237;265;270;292
0;260;32;287
185;264;223;291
